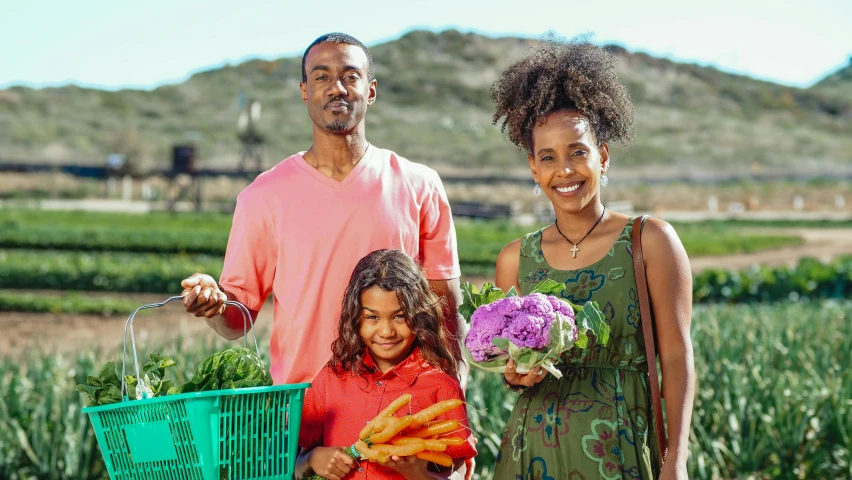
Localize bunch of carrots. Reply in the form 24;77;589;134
355;393;466;467
309;394;467;479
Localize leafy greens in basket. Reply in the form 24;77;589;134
76;346;271;406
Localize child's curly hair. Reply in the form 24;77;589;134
330;249;458;379
491;35;636;152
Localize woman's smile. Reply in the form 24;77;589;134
552;181;584;197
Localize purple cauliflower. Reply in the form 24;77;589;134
464;293;576;362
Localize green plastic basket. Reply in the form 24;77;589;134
81;296;309;480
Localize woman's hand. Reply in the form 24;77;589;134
180;272;227;318
307;446;355;480
504;359;548;387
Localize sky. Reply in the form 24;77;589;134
1;0;850;91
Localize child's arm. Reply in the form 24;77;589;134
295;366;336;478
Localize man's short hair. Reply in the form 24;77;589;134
301;33;374;82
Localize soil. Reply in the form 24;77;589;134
0;298;274;358
2;228;850;358
688;228;852;271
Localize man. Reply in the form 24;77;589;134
180;33;466;387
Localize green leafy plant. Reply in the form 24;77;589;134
459;281;515;321
124;353;177;400
168;346;272;394
0;249;223;293
75;361;123;407
76;353;177;406
0;291;137;315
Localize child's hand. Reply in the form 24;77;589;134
384;455;431;480
307;446;356;480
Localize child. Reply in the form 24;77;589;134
296;249;477;480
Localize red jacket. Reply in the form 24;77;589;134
299;348;477;479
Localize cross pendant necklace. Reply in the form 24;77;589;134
554;206;607;258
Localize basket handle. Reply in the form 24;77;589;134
120;296;260;401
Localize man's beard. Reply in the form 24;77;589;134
324;119;350;132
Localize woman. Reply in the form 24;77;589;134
490;38;695;479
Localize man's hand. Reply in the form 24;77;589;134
307;446;356;480
503;359;548;388
180;273;227;318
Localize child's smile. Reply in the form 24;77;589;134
359;285;416;374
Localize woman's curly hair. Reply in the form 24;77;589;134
492;36;635;152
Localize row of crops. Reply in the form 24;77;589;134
1;248;850;302
2;300;850;479
0;211;806;257
2;209;850;313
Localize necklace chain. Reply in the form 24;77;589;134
554;206;607;258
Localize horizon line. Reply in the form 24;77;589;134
0;26;848;92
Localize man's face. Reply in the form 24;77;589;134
300;42;376;134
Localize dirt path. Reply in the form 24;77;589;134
689;228;852;272
3;228;850;357
0;300;275;358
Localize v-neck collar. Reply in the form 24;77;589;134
294;144;377;190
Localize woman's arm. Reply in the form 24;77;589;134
497;240;550;388
495;239;522;293
642;218;695;475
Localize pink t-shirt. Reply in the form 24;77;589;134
219;146;459;385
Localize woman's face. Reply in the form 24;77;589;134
527;109;609;214
358;285;416;374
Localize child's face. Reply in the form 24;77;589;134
527;109;609;214
359;285;416;374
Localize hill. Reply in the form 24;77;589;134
0;30;850;177
811;59;852;102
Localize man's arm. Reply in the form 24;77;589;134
181;189;274;340
428;278;469;389
210;290;260;340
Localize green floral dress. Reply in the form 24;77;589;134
493;218;660;480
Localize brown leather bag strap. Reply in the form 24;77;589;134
632;216;668;466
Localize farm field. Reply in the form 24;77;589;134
0;209;809;257
2;208;851;314
0;208;826;295
1;207;852;479
2;300;850;479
